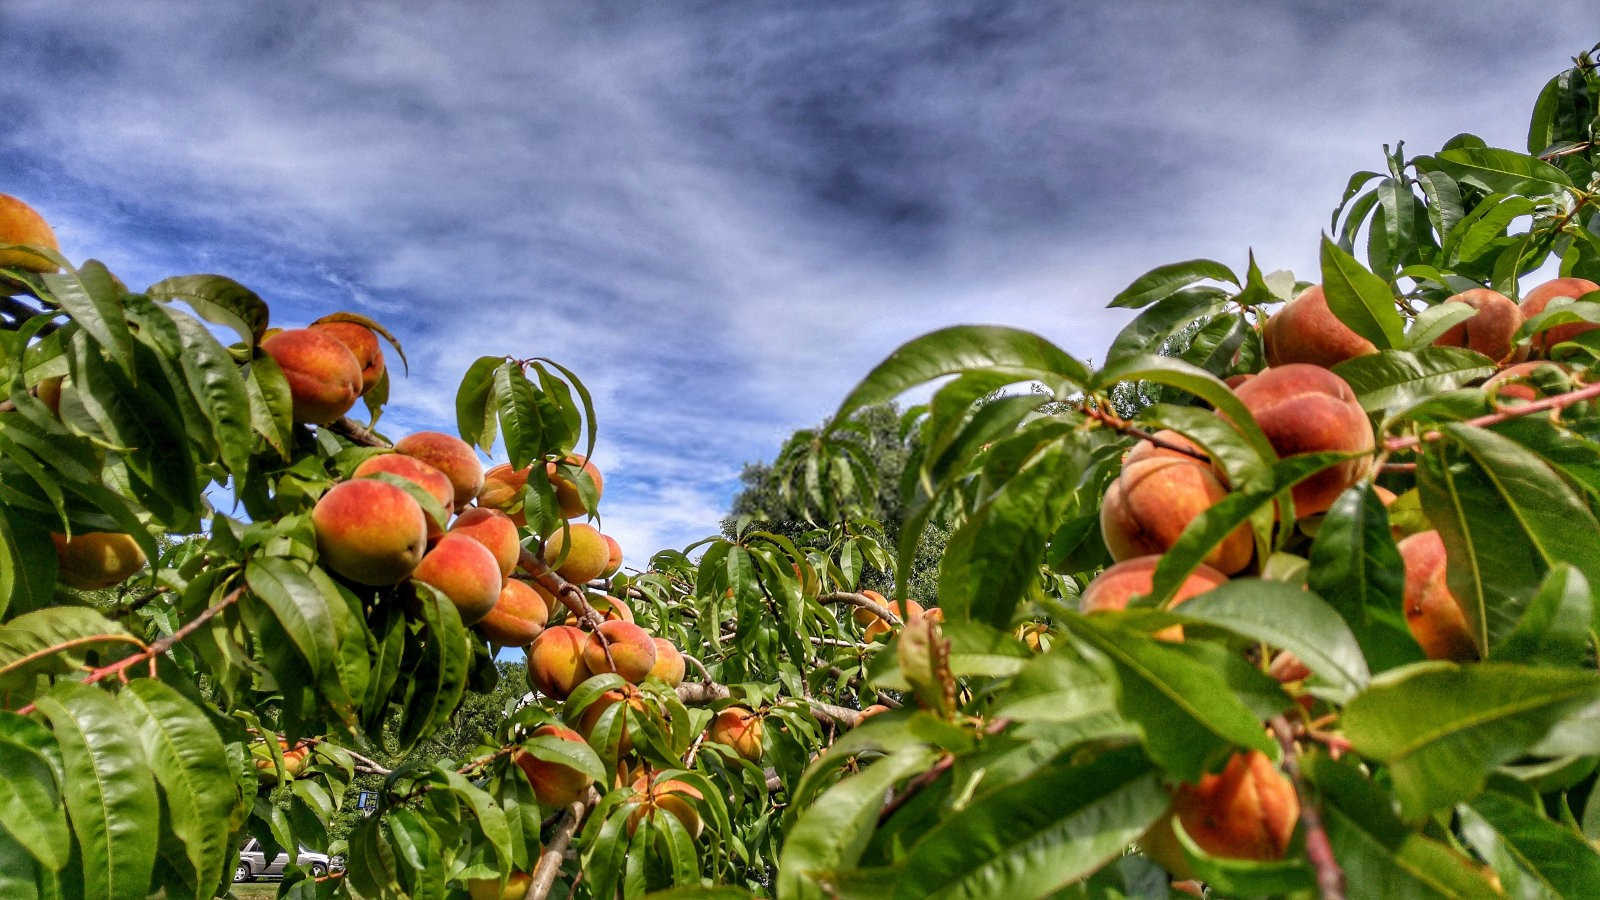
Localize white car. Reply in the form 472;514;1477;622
233;839;342;882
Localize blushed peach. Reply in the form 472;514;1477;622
543;524;609;584
1520;277;1600;354
1100;456;1253;574
626;774;703;838
1079;556;1229;641
646;638;686;687
1398;531;1477;661
449;507;521;577
312;480;428;585
261;329;363;425
513;725;592;808
1230;364;1375;516
1263;285;1377;368
477;463;530;524
547;455;604;518
1483;361;1574;403
52;532;146;589
600;534;623;578
309;320;385;394
412;533;503;625
0;194;60;271
577;683;649;751
1173;751;1299;861
354;453;453;537
708;707;763;761
582;621;657;683
395;432;484;508
476;578;550;646
1433;288;1525;364
527;625;591;698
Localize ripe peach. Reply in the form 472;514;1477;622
261;329;363;425
477;463;530;524
863;598;925;642
1263;285;1377;368
543;524;609;584
395;432;484;509
1079;556;1229;641
527;625;591;698
1520;277;1600;353
647;638;686;687
627;774;704;838
312;480;428;585
1230;364;1375;516
52;532;146;589
1398;531;1477;661
600;534;623;578
354;453;454;537
1100;456;1253;574
1173;750;1299;861
563;595;634;626
476;578;551;646
708;707;763;761
1483;361;1573;403
0;194;60;271
449;507;521;578
1123;429;1207;467
412;533;503;625
577;683;648;751
582;621;657;683
467;872;533;900
858;704;891;722
851;589;895;626
513;724;593;808
547;455;603;518
309;320;385;395
1433;288;1525;364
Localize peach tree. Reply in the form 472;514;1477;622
2;42;1600;900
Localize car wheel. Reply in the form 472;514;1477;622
310;863;328;879
233;863;251;883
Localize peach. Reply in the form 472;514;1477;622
35;376;63;417
1483;361;1573;403
477;463;530;524
851;589;895;626
857;704;891;722
577;683;648;751
1398;531;1477;661
560;594;634;627
476;578;550;646
354;453;453;537
708;707;763;761
646;638;686;687
1263;285;1377;368
1123;429;1207;467
412;533;503;625
1267;651;1311;684
312;480;428;585
627;774;703;838
1079;556;1229;641
547;455;604;518
261;329;363;425
395;432;484;508
309;320;385;395
449;507;521;577
1230;364;1375;516
527;625;591;698
0;194;60;271
513;724;592;808
1100;456;1253;574
582;621;657;683
467;872;532;900
543;524;609;584
1520;277;1600;353
1433;288;1525;364
52;532;146;589
600;534;623;578
863;598;925;642
1173;751;1299;861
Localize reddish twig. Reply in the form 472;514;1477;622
1082;405;1213;464
1269;716;1345;900
15;588;244;716
1384;380;1600;453
0;633;149;682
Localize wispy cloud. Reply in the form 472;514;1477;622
3;1;1594;555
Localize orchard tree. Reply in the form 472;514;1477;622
2;43;1600;900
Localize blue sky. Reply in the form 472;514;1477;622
3;2;1594;562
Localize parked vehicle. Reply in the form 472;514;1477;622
233;839;342;882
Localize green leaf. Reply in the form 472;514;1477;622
1104;289;1226;363
1463;790;1600;898
244;557;337;688
494;362;545;469
518;730;606;787
1490;565;1592;668
1342;662;1600;820
146;274;269;343
938;437;1078;628
35;682;159;900
41;263;136;378
243;350;293;459
0;711;69;871
161;305;254;478
1403;303;1478;349
119;679;239;898
890;745;1168;900
829;326;1088;429
1307;484;1424;674
1421;424;1600;655
992;645;1130;741
0;607;136;697
1169;578;1369;700
1333;347;1496;415
778;744;943;900
1446;195;1536;264
397;584;469;750
1306;751;1502;899
1436;147;1573;196
1108;259;1238;309
1414;167;1465;238
1320;236;1405;349
1062;617;1272;782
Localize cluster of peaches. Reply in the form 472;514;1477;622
1072;277;1595;868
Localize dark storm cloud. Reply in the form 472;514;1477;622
2;0;1595;553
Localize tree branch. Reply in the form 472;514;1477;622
1383;380;1600;453
518;549;614;669
675;680;866;728
524;787;599;900
820;592;901;626
327;415;388;448
1082;405;1213;464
